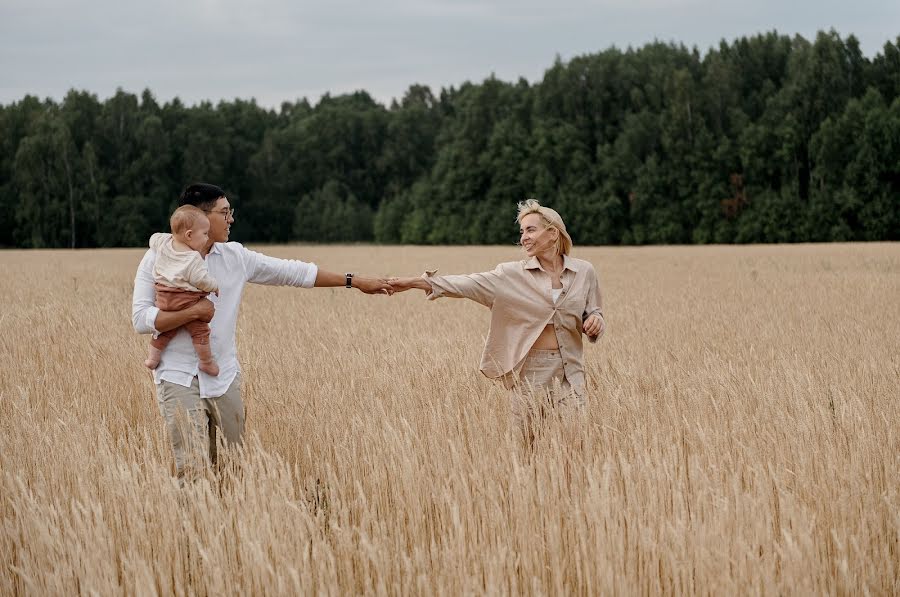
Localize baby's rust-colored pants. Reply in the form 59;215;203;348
151;284;213;362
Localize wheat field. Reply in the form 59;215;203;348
1;243;898;595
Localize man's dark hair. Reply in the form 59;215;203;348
179;183;226;210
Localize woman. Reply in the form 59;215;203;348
390;199;605;444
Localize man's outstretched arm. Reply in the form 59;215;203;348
242;245;391;294
314;270;393;294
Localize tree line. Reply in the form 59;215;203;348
1;29;898;248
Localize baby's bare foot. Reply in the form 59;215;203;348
199;360;219;376
145;346;162;370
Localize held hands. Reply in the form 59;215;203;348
583;313;605;338
387;277;429;293
344;273;428;295
352;275;394;295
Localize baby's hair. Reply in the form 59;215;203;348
170;205;208;235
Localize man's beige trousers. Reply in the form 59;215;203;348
156;374;244;480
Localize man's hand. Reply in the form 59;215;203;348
353;275;394;295
584;313;605;338
190;298;216;323
154;297;215;333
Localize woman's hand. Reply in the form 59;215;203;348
584;313;605;338
389;277;428;293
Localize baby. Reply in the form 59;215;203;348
144;205;220;375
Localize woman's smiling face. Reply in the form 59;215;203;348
519;213;557;257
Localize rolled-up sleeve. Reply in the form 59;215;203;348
582;264;605;342
187;258;219;293
424;266;502;308
242;246;318;288
132;249;161;336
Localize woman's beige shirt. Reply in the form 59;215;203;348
425;255;604;391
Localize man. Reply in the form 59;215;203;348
132;182;392;481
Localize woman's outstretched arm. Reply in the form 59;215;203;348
390;267;502;308
389;277;431;292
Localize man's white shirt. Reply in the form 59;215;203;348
132;242;318;398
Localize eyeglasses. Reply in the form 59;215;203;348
205;208;235;218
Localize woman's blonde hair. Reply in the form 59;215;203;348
516;198;572;256
170;205;208;236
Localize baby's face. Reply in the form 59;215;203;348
186;217;211;252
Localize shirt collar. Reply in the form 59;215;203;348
524;254;580;273
207;242;223;256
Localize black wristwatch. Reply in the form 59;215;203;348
345;273;354;288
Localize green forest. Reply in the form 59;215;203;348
1;30;898;248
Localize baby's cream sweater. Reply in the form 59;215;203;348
149;233;218;293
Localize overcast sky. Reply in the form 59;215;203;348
1;0;897;109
